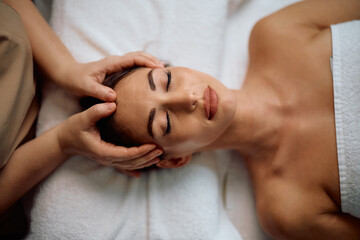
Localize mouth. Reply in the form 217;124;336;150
204;86;218;120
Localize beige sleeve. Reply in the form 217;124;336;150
0;2;39;169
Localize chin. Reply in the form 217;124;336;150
215;88;237;125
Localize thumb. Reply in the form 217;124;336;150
83;102;116;126
85;81;117;102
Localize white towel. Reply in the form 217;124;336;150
331;20;360;219
25;0;242;239
26;151;240;240
49;0;229;77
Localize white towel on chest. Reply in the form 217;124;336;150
331;20;360;219
25;0;242;239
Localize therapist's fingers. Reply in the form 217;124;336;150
92;143;160;167
76;52;163;102
108;144;160;160
84;140;160;170
82;102;116;126
110;150;162;169
115;168;141;178
77;102;163;168
80;79;117;102
62;52;164;102
88;52;164;101
115;145;162;161
134;157;161;169
104;52;164;74
121;51;164;68
115;157;160;173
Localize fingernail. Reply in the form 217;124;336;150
157;61;165;67
149;144;157;149
106;102;115;110
107;91;116;100
155;150;163;156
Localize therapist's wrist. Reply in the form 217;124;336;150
55;125;73;160
51;57;79;90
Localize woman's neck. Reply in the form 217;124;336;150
205;82;284;159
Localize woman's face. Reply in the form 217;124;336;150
113;67;237;159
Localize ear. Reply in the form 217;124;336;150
156;154;192;169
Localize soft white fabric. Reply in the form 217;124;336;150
26;150;240;240
331;20;360;219
49;0;229;77
26;1;242;239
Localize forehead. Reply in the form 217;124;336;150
113;67;153;144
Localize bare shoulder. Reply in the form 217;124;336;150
248;7;334;76
249;5;319;51
250;0;360;51
255;183;315;239
248;13;318;73
257;187;360;239
258;0;360;29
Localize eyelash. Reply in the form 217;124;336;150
166;70;172;91
164;70;172;136
165;111;171;136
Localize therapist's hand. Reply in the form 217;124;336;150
57;51;164;101
58;102;163;176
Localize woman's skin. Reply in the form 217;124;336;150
0;1;164;214
110;0;360;238
112;67;237;159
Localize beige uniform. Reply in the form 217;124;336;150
0;1;39;168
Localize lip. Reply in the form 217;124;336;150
204;86;218;120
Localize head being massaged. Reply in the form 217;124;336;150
82;66;238;168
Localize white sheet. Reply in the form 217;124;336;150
27;0;300;239
27;0;241;239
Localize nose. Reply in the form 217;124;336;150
162;90;197;112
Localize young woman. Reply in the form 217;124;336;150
84;0;360;238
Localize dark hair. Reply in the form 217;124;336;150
80;67;142;147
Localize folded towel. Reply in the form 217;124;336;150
331;20;360;219
25;0;242;239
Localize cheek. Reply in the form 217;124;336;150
174;118;207;141
162;120;216;153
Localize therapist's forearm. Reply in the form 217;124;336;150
3;0;76;83
0;125;70;214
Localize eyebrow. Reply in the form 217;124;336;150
148;69;155;91
147;108;156;138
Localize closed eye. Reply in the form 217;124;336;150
164;111;171;136
166;70;172;91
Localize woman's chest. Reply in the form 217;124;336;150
248;119;341;220
247;25;343;226
248;138;341;237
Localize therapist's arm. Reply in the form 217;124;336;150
3;0;164;101
2;1;163;171
0;103;162;214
